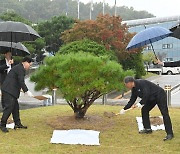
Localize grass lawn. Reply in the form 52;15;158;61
0;105;179;154
142;72;158;79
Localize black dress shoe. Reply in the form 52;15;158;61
1;127;9;133
14;124;27;130
139;129;152;134
163;134;174;141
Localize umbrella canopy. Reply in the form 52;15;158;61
0;21;40;42
126;26;172;59
170;23;180;39
0;41;30;56
126;26;172;50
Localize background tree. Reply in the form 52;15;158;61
142;51;156;71
37;15;75;54
0;11;31;25
121;52;146;78
118;6;154;20
59;39;117;61
61;14;145;78
61;14;132;59
31;52;134;119
23;38;46;62
0;0;154;23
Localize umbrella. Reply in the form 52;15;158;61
170;23;180;39
0;41;30;56
0;21;40;42
126;26;172;59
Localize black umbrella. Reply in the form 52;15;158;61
169;23;180;39
0;41;30;57
0;21;40;42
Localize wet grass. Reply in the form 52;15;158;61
142;72;158;79
0;105;179;154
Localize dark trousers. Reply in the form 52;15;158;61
1;91;21;127
141;90;173;135
1;92;5;109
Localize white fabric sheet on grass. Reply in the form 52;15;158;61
50;129;100;145
136;116;165;132
6;123;15;129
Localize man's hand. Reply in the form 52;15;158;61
8;59;14;65
156;58;164;66
120;109;126;114
26;91;34;97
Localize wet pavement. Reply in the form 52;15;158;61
147;75;180;107
148;74;180;88
171;89;180;107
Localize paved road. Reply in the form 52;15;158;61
148;74;180;88
171;89;180;107
147;75;180;107
25;77;42;96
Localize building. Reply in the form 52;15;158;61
122;15;180;61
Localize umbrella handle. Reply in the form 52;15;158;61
149;40;158;60
144;25;158;60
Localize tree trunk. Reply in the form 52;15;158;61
71;90;101;119
74;108;87;119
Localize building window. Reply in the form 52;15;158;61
162;44;173;49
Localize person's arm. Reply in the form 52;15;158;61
156;59;180;67
167;60;180;67
17;68;28;93
156;59;164;66
0;60;9;72
176;60;180;67
0;64;9;72
124;89;137;110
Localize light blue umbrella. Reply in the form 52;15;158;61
126;26;172;59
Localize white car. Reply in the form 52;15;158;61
162;66;180;75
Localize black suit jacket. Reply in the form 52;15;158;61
164;60;180;67
0;59;17;85
1;63;28;99
124;79;164;110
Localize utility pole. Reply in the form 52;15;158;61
77;0;80;19
103;0;105;15
66;0;69;16
114;0;117;16
90;0;93;20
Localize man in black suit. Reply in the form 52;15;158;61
120;76;174;141
0;51;17;84
0;51;17;108
0;56;34;133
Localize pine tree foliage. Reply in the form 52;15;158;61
31;52;133;118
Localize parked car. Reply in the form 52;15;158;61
146;66;180;75
162;66;180;75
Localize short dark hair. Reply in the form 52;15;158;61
124;76;135;83
4;50;11;54
22;56;33;63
